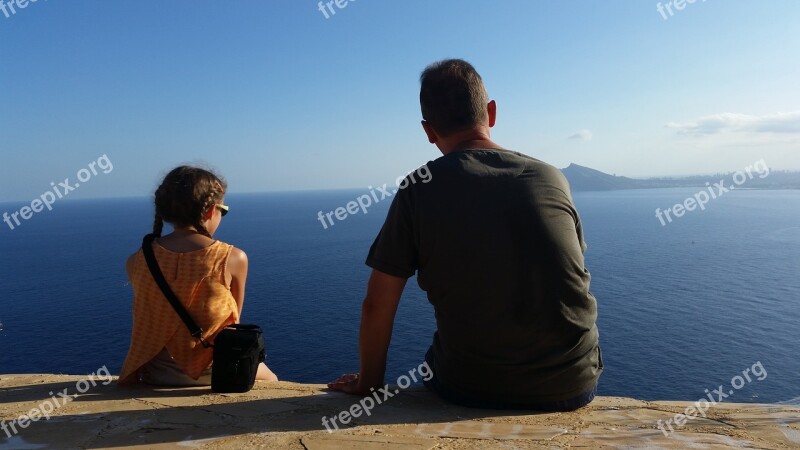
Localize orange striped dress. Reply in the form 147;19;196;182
119;240;240;384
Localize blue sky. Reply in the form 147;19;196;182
1;0;798;202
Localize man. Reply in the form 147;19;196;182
329;59;602;411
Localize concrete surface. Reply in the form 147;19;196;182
1;374;799;449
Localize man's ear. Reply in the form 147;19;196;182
487;100;497;128
202;206;215;221
421;120;438;144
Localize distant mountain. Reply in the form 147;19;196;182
560;164;644;191
561;163;800;192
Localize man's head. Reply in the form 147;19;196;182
419;59;491;138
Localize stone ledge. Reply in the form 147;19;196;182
0;374;798;449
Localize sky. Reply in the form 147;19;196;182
1;0;799;202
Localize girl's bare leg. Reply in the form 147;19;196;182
256;362;278;381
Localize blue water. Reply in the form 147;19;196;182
1;189;799;404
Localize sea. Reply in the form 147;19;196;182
1;188;799;404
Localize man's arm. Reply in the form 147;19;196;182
328;269;407;395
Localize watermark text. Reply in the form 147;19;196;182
655;159;769;226
0;0;46;20
1;365;113;438
657;0;708;21
3;154;114;231
317;0;357;19
322;361;433;433
317;165;431;230
657;361;767;436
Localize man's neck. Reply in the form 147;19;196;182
438;129;503;156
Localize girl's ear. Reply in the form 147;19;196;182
202;206;215;221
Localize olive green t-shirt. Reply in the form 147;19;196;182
366;149;602;404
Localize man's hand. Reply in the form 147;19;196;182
328;269;407;396
328;373;371;396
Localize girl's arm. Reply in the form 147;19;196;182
227;248;249;318
125;252;138;281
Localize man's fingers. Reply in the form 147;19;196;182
328;380;359;393
327;373;360;390
329;373;359;385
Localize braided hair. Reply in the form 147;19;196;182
152;166;227;238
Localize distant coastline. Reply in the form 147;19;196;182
561;163;800;192
3;165;800;205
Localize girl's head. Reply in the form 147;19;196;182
153;166;227;238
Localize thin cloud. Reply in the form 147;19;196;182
668;111;800;136
568;129;593;141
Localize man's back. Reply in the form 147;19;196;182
330;59;599;411
367;149;602;405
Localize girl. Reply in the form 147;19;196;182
120;166;278;386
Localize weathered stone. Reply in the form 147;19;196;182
0;374;797;449
302;435;437;449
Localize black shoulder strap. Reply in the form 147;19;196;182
141;234;212;348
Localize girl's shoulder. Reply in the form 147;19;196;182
226;245;248;279
125;250;141;276
227;245;247;261
213;239;238;254
216;241;246;265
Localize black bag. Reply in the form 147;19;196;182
142;234;265;393
212;324;266;393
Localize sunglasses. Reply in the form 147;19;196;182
217;204;229;217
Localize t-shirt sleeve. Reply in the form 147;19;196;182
544;165;587;254
365;189;417;279
536;168;593;300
